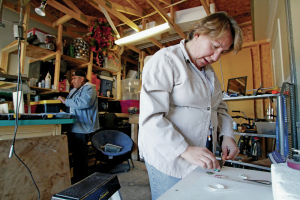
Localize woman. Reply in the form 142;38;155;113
138;12;243;199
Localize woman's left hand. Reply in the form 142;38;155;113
221;136;239;160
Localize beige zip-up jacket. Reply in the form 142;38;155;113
138;40;234;178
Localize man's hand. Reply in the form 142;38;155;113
221;136;239;161
181;146;220;170
58;96;66;104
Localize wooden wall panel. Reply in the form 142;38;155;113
212;48;255;119
212;41;273;121
241;24;254;43
0;135;71;200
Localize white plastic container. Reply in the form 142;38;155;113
45;72;51;89
121;79;140;100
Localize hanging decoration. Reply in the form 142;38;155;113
87;18;115;66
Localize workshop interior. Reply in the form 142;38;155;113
0;0;300;200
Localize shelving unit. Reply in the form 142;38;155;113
234;131;276;138
223;93;278;101
223;93;279;170
0;7;122;100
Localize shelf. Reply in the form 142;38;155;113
223;94;278;101
62;55;89;66
226;159;271;171
97;95;115;100
92;64;118;75
10;43;56;61
216;157;271;171
0;118;75;126
30;86;68;95
234;131;276;138
25;45;56;60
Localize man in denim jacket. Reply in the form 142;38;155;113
59;70;99;182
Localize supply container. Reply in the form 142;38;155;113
99;75;113;97
255;122;276;135
121;79;140;100
30;100;62;113
27;28;48;43
120;100;139;113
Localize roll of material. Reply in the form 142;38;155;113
13;91;24;114
287;159;300;170
271;163;300;200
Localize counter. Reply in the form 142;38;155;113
158;166;273;200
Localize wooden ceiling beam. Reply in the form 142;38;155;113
62;0;83;14
148;38;164;48
110;1;143;17
126;45;141;54
199;0;210;15
52;15;72;27
90;0;140;32
90;0;163;48
47;0;89;26
98;5;120;38
158;0;171;6
126;0;143;15
146;0;186;39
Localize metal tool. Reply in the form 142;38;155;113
240;174;272;185
213;173;272;186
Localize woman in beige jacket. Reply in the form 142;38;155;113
138;12;243;200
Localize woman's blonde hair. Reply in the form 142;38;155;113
188;12;243;53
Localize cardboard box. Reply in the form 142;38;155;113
27;28;48;43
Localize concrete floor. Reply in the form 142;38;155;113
116;161;151;200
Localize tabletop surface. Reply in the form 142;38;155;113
158;166;273;200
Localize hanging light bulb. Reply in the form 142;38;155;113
35;0;47;17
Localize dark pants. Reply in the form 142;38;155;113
68;132;93;183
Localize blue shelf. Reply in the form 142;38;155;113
0;118;75;126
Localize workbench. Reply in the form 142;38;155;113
158;166;273;200
0;118;75;140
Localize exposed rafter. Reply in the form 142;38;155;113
146;0;186;39
98;5;120;38
62;0;83;14
200;0;210;15
47;0;90;26
110;0;143;17
158;0;171;6
88;0;163;48
126;0;143;15
52;15;72;27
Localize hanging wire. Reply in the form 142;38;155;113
8;2;41;199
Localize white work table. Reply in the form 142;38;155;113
158;166;273;200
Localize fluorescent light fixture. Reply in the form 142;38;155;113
115;23;170;46
35;0;47;17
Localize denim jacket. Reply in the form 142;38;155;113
65;82;100;134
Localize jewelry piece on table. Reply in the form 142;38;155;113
208;183;226;191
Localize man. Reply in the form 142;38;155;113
58;70;100;183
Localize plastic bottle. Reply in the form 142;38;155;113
45;72;51;89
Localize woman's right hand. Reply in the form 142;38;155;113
180;146;220;170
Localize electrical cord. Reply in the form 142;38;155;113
8;3;41;199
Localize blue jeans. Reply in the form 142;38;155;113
145;162;181;200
